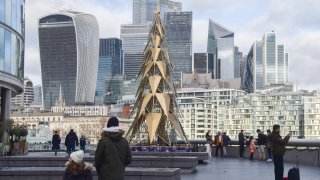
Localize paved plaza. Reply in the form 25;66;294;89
182;157;320;180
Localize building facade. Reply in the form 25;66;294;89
207;19;234;79
120;24;150;80
234;46;243;78
104;75;124;104
133;0;181;24
0;0;25;143
32;85;42;106
164;11;192;81
96;38;123;105
38;11;99;109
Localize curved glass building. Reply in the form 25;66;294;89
0;0;24;142
38;11;99;109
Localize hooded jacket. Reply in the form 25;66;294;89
63;161;93;180
65;131;79;147
269;131;290;156
95;132;132;180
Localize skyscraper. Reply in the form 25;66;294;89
32;85;42;106
39;11;99;109
133;0;182;24
244;32;289;93
234;46;243;78
193;53;214;74
0;0;25;141
121;24;150;80
207;19;235;79
164;11;192;81
96;38;122;105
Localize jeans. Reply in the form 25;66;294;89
67;145;75;156
223;146;228;156
206;144;212;156
273;154;284;180
258;145;266;160
215;144;223;157
267;147;272;159
239;144;245;158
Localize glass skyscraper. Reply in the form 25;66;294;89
234;46;243;78
95;38;122;105
0;0;24;142
193;53;214;74
207;19;235;79
164;11;192;81
121;24;150;80
39;11;99;109
244;32;289;93
133;0;181;24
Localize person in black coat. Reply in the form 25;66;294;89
52;131;61;156
80;136;86;151
65;129;79;156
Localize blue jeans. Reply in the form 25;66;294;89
67;145;75;155
267;147;272;159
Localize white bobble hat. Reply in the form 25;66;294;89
70;150;84;164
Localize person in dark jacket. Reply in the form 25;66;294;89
52;131;61;156
65;129;79;156
222;132;231;156
214;131;224;157
269;124;291;180
63;150;93;180
95;117;132;180
256;129;267;160
80;136;86;152
238;130;245;158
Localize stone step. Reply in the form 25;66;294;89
131;151;209;162
0;155;198;173
0;167;181;180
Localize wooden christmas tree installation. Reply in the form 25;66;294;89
125;9;187;145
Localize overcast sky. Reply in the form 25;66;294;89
25;0;320;90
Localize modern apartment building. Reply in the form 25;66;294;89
38;11;99;109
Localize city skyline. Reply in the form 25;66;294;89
24;0;320;90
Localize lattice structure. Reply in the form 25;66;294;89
125;9;187;145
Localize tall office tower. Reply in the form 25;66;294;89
12;78;34;109
240;55;247;88
234;46;243;78
207;19;235;79
121;24;150;80
285;53;289;82
164;11;192;81
0;0;25;142
32;85;42;106
39;11;99;109
133;0;182;24
244;32;289;93
104;75;124;104
95;38;122;105
193;53;214;74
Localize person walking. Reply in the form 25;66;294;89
222;132;231;157
95;117;132;180
63;150;93;180
249;136;256;160
80;136;86;152
266;129;273;162
269;124;292;180
257;129;267;160
65;129;79;156
214;131;224;157
205;130;213;157
238;130;245;159
52;131;61;156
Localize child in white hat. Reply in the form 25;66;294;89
63;150;93;180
